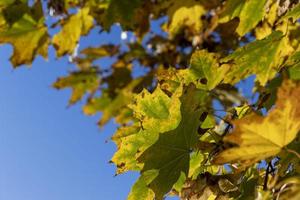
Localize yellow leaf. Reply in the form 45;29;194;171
52;7;93;57
235;104;251;119
255;1;279;40
214;80;300;164
127;170;157;200
166;5;205;37
0;8;49;67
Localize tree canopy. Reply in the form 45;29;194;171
1;0;300;199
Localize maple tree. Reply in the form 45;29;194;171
1;0;300;199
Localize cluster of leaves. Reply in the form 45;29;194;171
1;0;300;199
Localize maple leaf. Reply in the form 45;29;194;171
0;2;49;67
219;0;268;36
129;85;183;133
111;85;184;173
111;125;159;174
158;50;229;91
166;4;206;37
103;0;143;30
83;78;144;126
127;170;157;200
137;84;208;200
53;68;100;105
52;7;93;57
222;31;293;86
180;50;229;90
214;80;300;165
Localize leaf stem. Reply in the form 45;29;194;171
284;147;300;159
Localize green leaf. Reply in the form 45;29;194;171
111;84;186;173
287;51;300;80
137;84;208;200
189;151;225;180
53;68;100;105
111;126;159;174
200;114;215;129
173;172;186;192
161;50;229;91
103;0;143;30
179;50;229;90
189;151;205;179
237;168;258;200
219;0;268;36
222;31;292;86
288;65;300;80
111;124;158;173
129;85;183;133
52;7;93;57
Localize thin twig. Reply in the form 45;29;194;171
263;161;272;191
284;147;300;159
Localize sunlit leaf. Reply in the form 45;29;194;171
223;31;293;85
129;85;183;133
52;7;93;57
254;1;279;39
179;50;229;90
214;80;300;165
160;50;229;91
137;84;208;199
0;2;49;67
234;104;251;119
127;170;157;200
219;0;268;36
111;125;159;174
173;172;186;192
166;5;206;37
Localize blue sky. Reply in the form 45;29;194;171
0;26;142;200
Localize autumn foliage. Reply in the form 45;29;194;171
1;0;300;199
